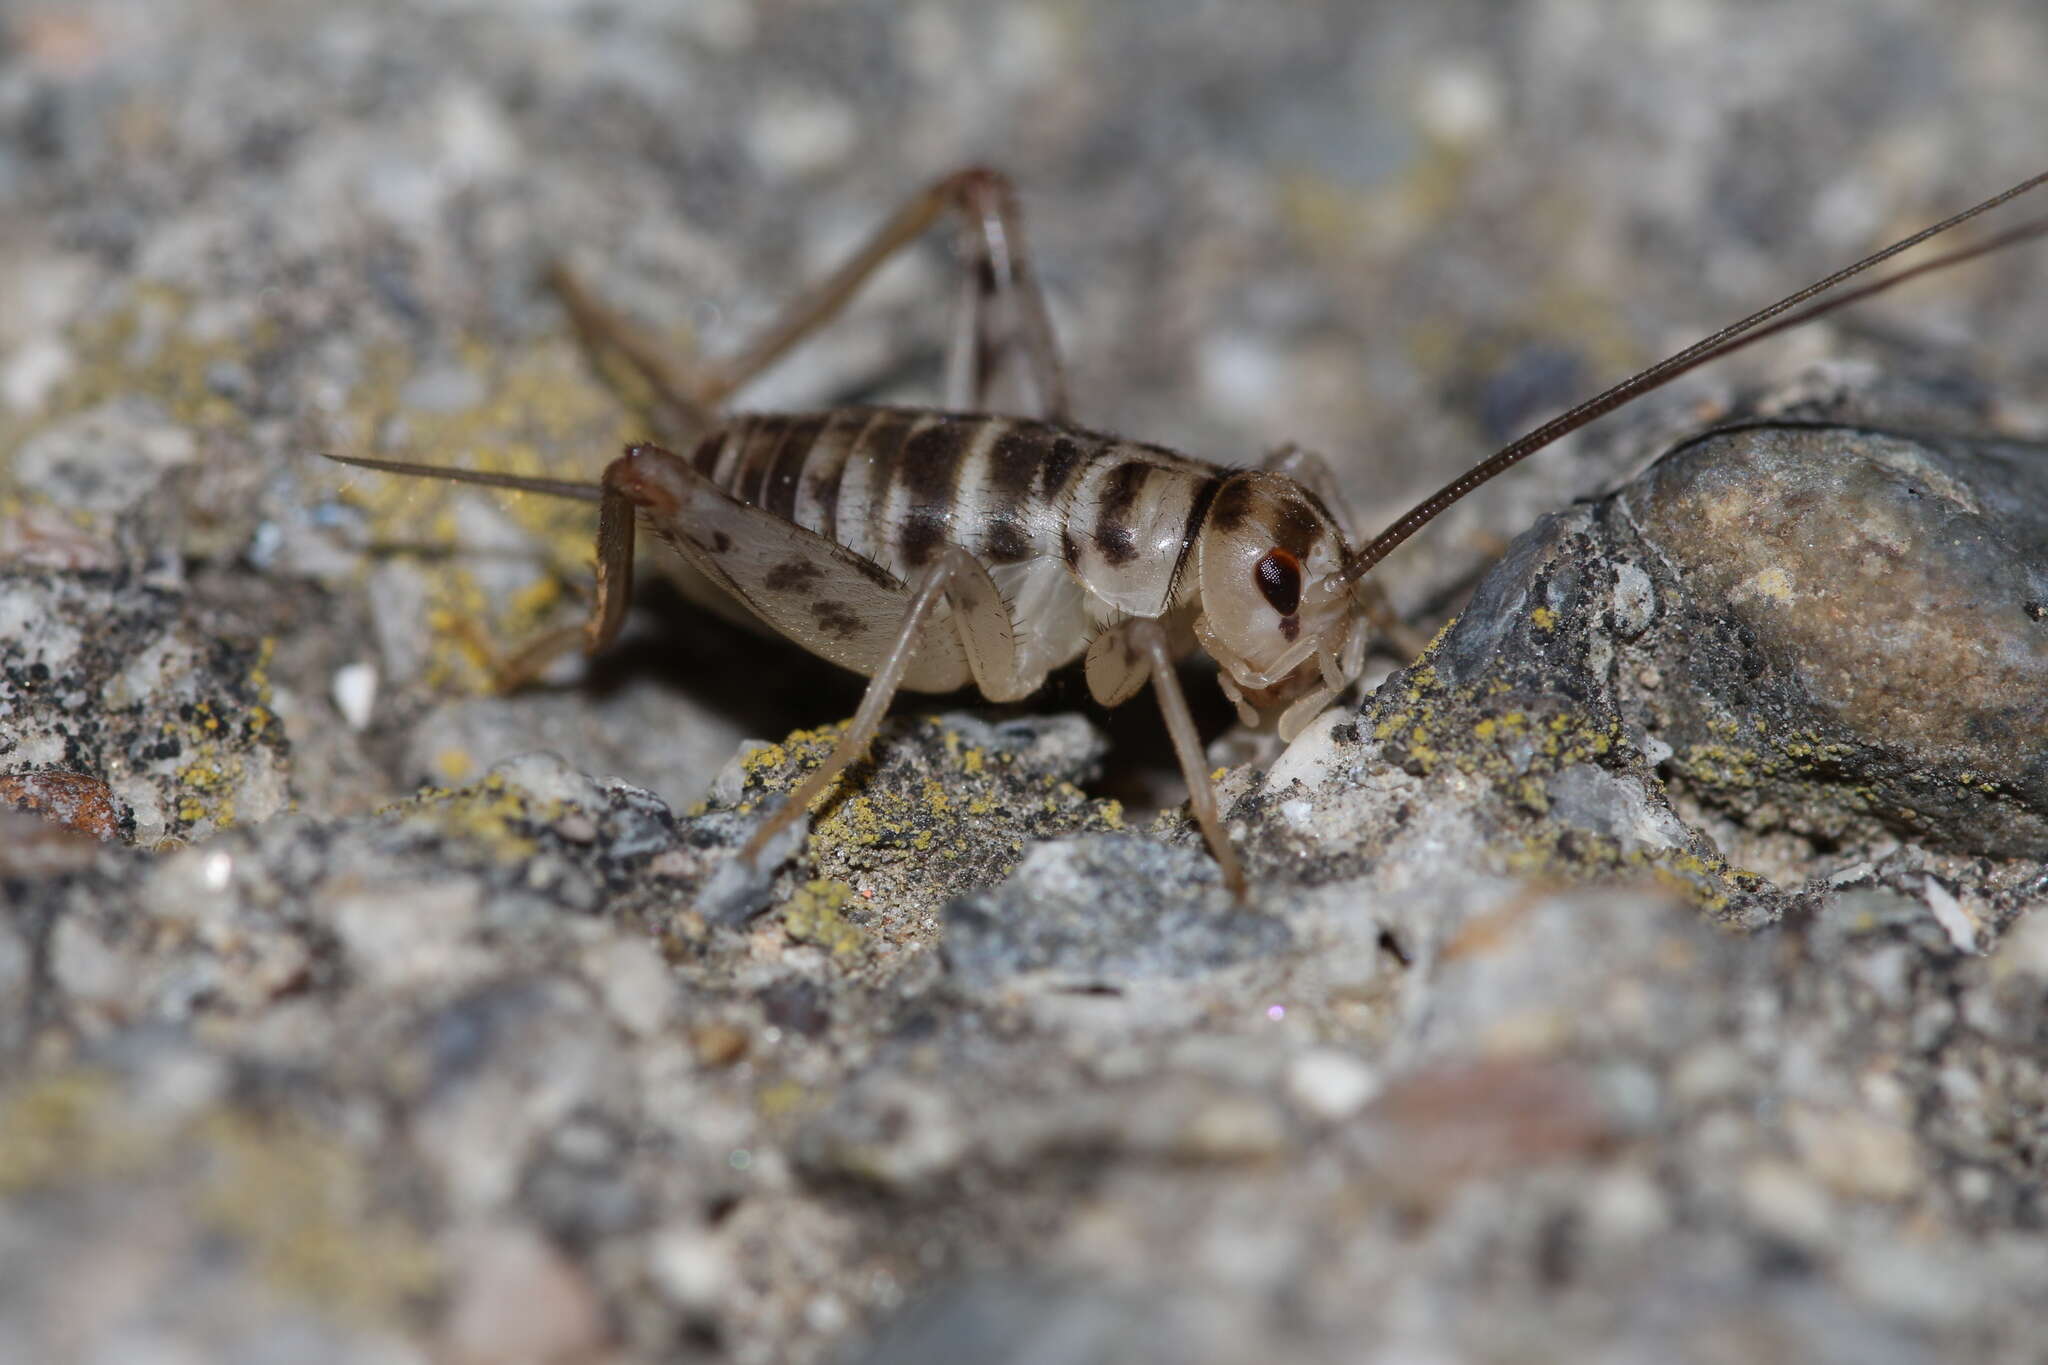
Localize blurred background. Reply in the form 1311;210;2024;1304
3;0;2046;816
6;6;2048;1363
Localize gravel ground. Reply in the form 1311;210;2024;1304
3;2;2047;1362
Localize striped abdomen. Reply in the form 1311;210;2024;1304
688;406;1222;619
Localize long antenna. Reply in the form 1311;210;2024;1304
320;451;604;502
1638;212;2048;379
1339;169;2048;584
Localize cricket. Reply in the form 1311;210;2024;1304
326;166;2048;899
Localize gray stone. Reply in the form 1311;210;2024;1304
11;397;196;515
943;836;1289;992
0;572;291;845
840;1277;1213;1365
1392;397;2048;870
1620;422;2048;857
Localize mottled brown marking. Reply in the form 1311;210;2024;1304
901;418;970;501
1209;476;1256;534
709;530;733;554
972;423;1044;563
1103;459;1151;517
765;557;825;593
1205;476;1325;559
981;520;1034;564
1278;615;1301;643
899;512;946;568
1095;521;1137;566
1272;495;1323;559
811;599;862;641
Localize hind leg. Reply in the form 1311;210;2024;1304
324;450;644;690
553;166;1070;431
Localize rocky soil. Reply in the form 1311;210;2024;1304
4;2;2047;1363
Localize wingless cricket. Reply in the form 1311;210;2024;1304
328;166;2048;898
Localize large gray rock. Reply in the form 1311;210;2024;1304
1403;407;2048;863
1622;422;2048;855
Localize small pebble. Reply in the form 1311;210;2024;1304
1283;1048;1380;1121
331;660;378;732
443;1223;607;1365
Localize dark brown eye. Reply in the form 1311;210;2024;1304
1254;549;1302;615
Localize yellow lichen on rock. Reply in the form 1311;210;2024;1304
781;879;868;961
0;1069;439;1320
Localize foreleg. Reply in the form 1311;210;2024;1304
1123;617;1249;899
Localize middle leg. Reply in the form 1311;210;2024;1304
738;544;1032;864
1123;616;1249;899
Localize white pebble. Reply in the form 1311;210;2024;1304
1990;910;2048;983
588;936;678;1038
332;660;378;731
329;879;484;988
200;850;233;891
1414;57;1503;146
1284;1047;1380;1121
1922;875;1978;954
649;1225;732;1311
1740;1158;1834;1245
433;85;520;184
1198;333;1285;421
748;91;857;176
2;337;74;414
1582;1165;1669;1249
1788;1103;1920;1201
50;917;128;1005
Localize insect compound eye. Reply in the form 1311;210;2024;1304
1254;549;1302;616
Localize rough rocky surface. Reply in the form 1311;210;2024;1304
4;2;2048;1363
1365;378;2048;900
2;570;292;845
1623;418;2048;857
